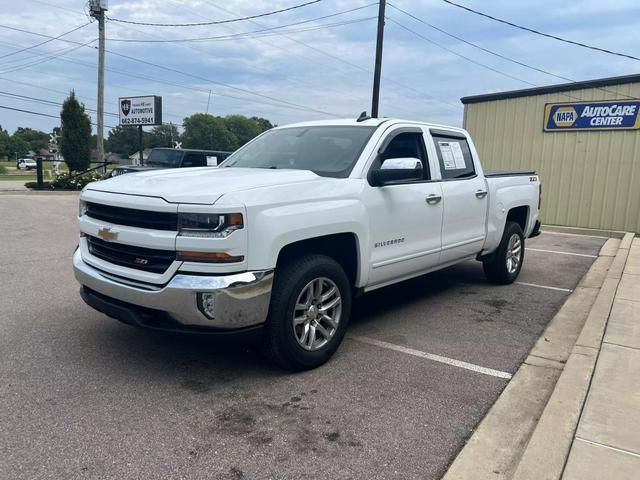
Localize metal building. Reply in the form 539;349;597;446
461;74;640;233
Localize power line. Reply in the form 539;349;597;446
0;40;97;75
441;0;640;63
107;5;375;43
387;18;538;87
0;38;334;119
389;3;639;101
0;90;119;117
0;104;117;128
106;0;324;27
202;0;460;110
0;22;91;61
389;3;571;82
0;24;342;117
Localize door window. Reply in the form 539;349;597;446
375;131;430;181
432;135;475;180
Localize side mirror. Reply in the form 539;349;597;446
370;157;423;186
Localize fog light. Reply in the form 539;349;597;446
198;292;216;320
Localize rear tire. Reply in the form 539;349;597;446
483;221;525;284
264;254;352;371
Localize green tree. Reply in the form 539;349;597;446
181;113;237;151
106;126;148;156
13;127;49;152
223;115;263;148
250;116;275;132
147;123;179;148
60;91;91;171
0;134;30;160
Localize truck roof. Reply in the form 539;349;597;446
279;118;467;134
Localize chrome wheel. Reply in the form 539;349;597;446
506;234;522;274
293;277;342;351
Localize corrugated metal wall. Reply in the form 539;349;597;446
464;82;640;233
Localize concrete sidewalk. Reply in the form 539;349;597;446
0;180;28;191
561;236;640;479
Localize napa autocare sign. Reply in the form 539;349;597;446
544;100;640;132
118;95;162;126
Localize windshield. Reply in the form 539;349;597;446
220;126;376;178
146;149;183;167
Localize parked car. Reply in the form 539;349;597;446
17;158;37;170
73;117;542;370
107;148;231;178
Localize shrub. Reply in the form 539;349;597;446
26;171;105;190
0;165;7;174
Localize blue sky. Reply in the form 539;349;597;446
0;0;639;135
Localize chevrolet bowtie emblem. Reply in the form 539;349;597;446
97;227;118;242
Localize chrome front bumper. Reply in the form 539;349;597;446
73;248;273;330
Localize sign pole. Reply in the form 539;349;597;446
138;125;143;165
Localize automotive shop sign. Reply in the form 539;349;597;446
544;100;640;131
118;95;162;126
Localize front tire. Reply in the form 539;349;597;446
264;254;352;371
483;221;525;284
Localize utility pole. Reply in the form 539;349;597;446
206;90;212;114
371;0;386;118
89;1;107;165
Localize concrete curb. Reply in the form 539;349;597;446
511;233;633;480
542;224;627;239
442;235;630;480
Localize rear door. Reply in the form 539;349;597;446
428;129;488;263
363;127;443;288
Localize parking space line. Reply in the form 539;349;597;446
515;282;573;293
527;248;598;258
349;335;513;379
542;230;612;240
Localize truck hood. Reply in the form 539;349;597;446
87;167;321;204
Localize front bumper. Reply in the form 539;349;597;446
73;248;273;331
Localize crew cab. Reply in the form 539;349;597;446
108;148;231;177
73;118;541;370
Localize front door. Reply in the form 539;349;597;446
364;129;444;288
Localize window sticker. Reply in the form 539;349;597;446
438;141;457;170
449;141;466;169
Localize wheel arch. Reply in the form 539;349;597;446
275;233;361;288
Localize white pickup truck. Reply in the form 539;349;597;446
73;118;541;370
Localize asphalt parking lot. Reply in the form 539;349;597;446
0;194;607;480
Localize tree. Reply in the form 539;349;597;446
106;126;148;156
224;115;263;148
181;113;237;151
60;91;91;171
0;134;29;160
13;127;49;152
250;116;275;132
147;123;179;148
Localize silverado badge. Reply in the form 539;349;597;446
97;227;118;242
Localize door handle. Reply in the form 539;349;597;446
426;194;442;205
475;190;488;199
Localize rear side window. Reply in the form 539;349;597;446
432;135;475;180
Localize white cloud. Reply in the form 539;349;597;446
0;0;638;134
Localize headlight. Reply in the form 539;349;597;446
79;199;88;217
178;212;243;238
